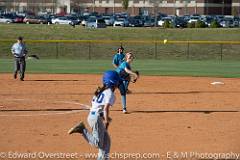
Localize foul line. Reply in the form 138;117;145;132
0;110;85;117
0;99;91;117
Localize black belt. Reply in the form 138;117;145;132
91;111;104;117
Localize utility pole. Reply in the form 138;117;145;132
113;0;115;14
92;0;95;12
184;0;191;15
206;0;208;15
222;0;224;15
152;0;161;27
195;0;198;14
173;0;176;15
13;0;15;12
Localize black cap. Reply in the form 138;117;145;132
18;36;23;40
118;46;124;51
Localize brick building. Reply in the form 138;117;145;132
0;0;239;16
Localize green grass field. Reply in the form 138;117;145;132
1;59;240;78
0;24;240;41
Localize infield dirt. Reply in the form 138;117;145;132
0;74;239;159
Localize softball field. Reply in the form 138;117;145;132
0;74;239;160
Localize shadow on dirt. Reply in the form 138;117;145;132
132;91;240;95
26;80;85;82
129;110;239;114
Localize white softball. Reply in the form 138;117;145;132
164;39;168;44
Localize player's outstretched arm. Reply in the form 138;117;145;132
124;67;138;79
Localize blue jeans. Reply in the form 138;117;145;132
14;57;26;79
118;80;127;110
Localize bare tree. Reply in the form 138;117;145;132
150;0;162;26
122;0;129;11
5;0;12;12
184;0;191;15
71;0;81;13
113;0;115;14
92;0;95;12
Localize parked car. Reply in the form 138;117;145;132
51;16;75;25
214;15;224;23
80;15;90;26
233;17;240;27
23;15;47;24
188;16;200;23
0;15;13;23
143;17;155;27
39;14;54;24
0;14;22;23
175;17;187;28
113;18;129;27
219;18;234;28
102;15;114;26
200;15;214;26
158;17;173;27
128;17;143;27
13;15;24;23
66;16;81;25
86;17;106;28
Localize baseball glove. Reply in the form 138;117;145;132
131;70;140;83
28;54;40;60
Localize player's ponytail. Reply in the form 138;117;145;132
94;70;119;97
94;85;107;97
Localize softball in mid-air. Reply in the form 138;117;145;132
164;39;168;44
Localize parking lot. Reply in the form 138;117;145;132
0;11;240;28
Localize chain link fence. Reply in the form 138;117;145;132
1;40;240;60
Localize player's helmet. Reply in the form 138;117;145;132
103;70;120;88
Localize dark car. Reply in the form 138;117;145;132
39;14;54;24
128;18;143;27
174;17;187;28
66;16;81;25
13;15;24;23
143;17;155;27
3;13;24;23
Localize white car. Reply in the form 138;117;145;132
158;17;172;27
188;16;200;23
113;18;129;27
0;16;13;23
81;19;87;26
103;16;114;26
86;18;106;28
52;16;72;24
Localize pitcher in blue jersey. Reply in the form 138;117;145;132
116;52;138;114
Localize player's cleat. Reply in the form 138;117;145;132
14;73;17;79
122;109;128;114
20;78;24;81
68;122;85;134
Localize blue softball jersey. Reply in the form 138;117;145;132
116;61;131;73
112;53;125;67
